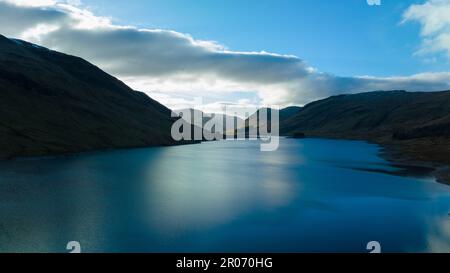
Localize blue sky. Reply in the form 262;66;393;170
81;0;448;76
1;0;450;111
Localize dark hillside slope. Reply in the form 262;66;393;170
0;35;177;159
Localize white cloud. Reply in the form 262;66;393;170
403;0;450;58
1;0;450;110
2;0;57;7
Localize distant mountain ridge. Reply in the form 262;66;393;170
0;35;178;159
281;90;450;140
175;108;245;135
235;106;302;137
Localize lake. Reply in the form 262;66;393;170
0;138;449;253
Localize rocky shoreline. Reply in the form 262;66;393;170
378;137;450;185
370;141;450;185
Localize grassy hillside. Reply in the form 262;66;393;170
0;35;178;159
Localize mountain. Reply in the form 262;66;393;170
278;106;303;120
247;106;302;126
281;90;450;167
281;90;450;139
239;106;302;136
175;108;245;135
0;35;179;159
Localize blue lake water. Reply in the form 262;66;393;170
0;138;449;253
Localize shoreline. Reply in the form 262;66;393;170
378;143;450;185
0;139;201;161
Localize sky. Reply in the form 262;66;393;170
80;0;448;76
1;0;450;112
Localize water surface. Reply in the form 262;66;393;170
0;138;449;252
